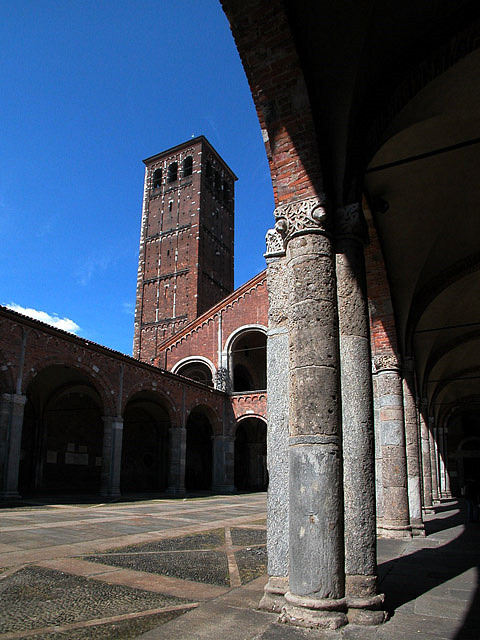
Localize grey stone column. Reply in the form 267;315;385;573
373;375;385;524
419;401;434;513
167;426;186;496
336;204;385;625
212;435;235;492
403;359;424;536
429;420;439;503
440;427;452;498
274;196;347;630
0;393;27;499
373;357;411;538
260;235;290;613
100;416;123;497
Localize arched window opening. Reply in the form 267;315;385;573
183;156;193;177
234;418;267;491
185;408;213;490
167;162;178;183
230;330;267;392
152;168;162;190
176;361;213;387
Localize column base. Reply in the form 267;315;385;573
422;505;435;515
346;575;387;625
377;522;412;539
410;519;426;537
279;592;347;630
347;596;387;625
100;491;121;499
259;576;288;613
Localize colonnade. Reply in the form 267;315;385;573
260;197;453;629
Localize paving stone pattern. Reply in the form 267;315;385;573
0;566;190;634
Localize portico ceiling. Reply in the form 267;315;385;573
223;0;480;422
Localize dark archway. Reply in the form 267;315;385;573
185;407;213;490
121;396;170;492
234;417;267;491
20;365;105;494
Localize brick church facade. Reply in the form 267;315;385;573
0;137;268;500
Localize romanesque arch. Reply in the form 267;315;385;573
20;364;105;493
172;356;215;387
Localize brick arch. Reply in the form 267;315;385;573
122;386;177;425
23;356;116;416
221;0;324;207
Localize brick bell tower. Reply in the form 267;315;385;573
133;136;237;363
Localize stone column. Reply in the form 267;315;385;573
0;393;27;499
273;196;346;630
373;357;411;538
429;419;439;503
167;426;186;496
212;435;235;492
100;416;123;497
336;203;385;625
260;234;290;613
419;401;434;513
403;359;424;536
373;375;385;525
440;427;452;499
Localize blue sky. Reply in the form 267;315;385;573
0;0;274;354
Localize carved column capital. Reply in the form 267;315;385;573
273;195;329;245
372;353;401;374
335;203;368;242
264;227;286;258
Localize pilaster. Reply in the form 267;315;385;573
0;393;27;499
100;416;123;498
260;235;290;613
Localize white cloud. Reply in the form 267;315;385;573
122;301;135;316
4;303;81;334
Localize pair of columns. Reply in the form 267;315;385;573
261;198;385;629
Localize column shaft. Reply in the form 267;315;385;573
100;416;123;497
260;248;290;613
336;218;385;625
402;364;424;535
167;426;186;496
429;423;439;503
419;403;434;512
374;364;411;538
212;435;234;492
282;230;346;629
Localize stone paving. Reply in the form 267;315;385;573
0;494;479;639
